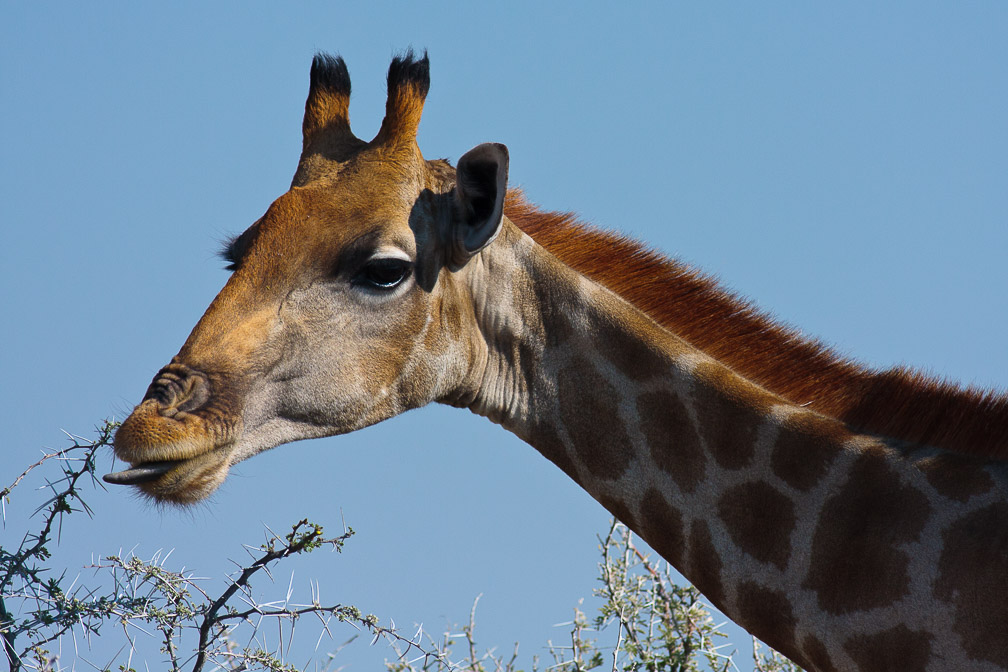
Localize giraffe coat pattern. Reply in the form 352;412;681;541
109;52;1008;672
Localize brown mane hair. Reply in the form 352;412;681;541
504;190;1008;459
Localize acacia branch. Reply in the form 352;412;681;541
191;520;350;672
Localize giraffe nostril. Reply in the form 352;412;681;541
145;371;182;406
144;364;211;415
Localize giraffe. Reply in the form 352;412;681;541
107;52;1008;672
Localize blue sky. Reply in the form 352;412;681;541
3;4;1007;670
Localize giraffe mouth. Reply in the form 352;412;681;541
100;446;234;504
103;460;183;485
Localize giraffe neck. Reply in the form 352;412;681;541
456;219;1008;672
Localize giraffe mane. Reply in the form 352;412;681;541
504;189;1008;459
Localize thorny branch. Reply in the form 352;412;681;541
1;422;112;671
2;422;802;672
191;519;350;671
0;424;463;672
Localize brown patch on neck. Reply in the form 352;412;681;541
686;521;726;611
801;449;931;614
504;190;1008;458
934;502;1008;665
559;356;634;480
637;389;707;493
735;583;804;669
717;482;796;570
843;625;933;672
800;635;838;672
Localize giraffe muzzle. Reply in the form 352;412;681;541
103;364;212;484
107;360;241;500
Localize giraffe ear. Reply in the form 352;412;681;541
449;143;509;269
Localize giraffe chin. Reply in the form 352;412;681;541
104;446;233;505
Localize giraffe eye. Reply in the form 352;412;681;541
353;258;412;290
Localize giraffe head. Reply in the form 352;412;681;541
109;52;509;503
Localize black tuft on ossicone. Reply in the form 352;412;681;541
387;49;430;98
310;52;351;98
219;234;240;272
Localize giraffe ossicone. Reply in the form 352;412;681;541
109;52;1008;672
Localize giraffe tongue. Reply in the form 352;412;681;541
103;461;180;485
